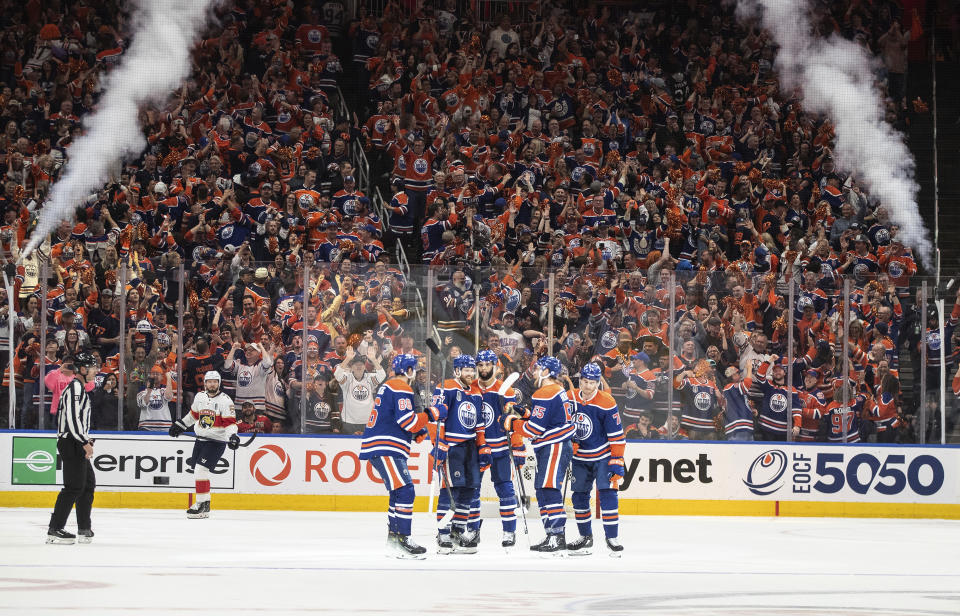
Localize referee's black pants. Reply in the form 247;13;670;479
50;439;96;531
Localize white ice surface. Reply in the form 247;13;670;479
0;508;958;616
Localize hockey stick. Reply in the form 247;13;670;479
195;431;258;448
424;337;455;517
509;448;531;545
561;375;577;508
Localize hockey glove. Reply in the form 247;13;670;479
500;414;525;433
504;402;530;419
228;434;241;450
413;429;429;444
607;456;625;489
434;439;449;463
478;445;492;473
426;404;447;422
512;445;526;469
169;420;186;438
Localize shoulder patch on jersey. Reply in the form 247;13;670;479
384;378;413;393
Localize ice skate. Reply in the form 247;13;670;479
395;535;426;560
436;531;453;555
501;531;516;548
186;501;210;519
452;529;478;554
530;535;550;552
606;537;624;558
46;528;75;545
566;534;593;556
538;533;566;557
78;529;94;544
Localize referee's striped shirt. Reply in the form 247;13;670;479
57;380;92;445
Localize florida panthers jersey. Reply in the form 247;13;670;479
476;379;516;454
569;389;624;461
360;377;424;459
182;391;238;442
433;379;484;445
518;383;575;449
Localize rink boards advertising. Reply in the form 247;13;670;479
1;432;958;518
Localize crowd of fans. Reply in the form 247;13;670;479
0;0;955;444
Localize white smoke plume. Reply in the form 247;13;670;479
23;0;220;258
735;0;933;269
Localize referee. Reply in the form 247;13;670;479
47;353;98;545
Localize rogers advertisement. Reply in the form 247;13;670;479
2;433;958;506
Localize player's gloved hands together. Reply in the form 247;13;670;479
168;420;186;438
413;429;429;444
500;414;525;433
434;439;449;463
228;434;241;450
478;445;492;472
504;402;530;419
512;445;526;469
425;403;447;422
607;456;625;489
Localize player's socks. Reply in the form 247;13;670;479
395;535;426;559
46;528;75;545
605;537;624;557
77;529;94;544
566;534;593;555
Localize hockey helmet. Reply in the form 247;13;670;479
392;353;418;376
204;370;222;384
453;354;477;370
476;349;498;365
73;352;98;369
580;362;602;382
536;356;562;378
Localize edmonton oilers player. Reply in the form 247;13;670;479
169;371;240;519
567;363;626;556
433;355;489;554
502;356;574;555
359;354;441;559
469;350;523;548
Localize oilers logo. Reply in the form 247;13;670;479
888;261;903;278
927;332;942;351
821;263;834;277
797;295;813;312
583;142;595;156
853;263;868;279
876;228;890;244
352;383;370;402
573;412;593;440
308;29;323;43
770;392;788;413
277;112;291;125
275;381;286;397
313;401;331;420
238;368;253;387
375;118;388;134
344;198;359;215
480;402;495;428
600;330;618;350
457;401;478;429
413;158;429;174
694;391;712;411
554;100;568;116
221;226;234;239
365;34;379;50
743;449;787;495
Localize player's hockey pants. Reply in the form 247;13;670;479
571;458;619;539
534;440;572;536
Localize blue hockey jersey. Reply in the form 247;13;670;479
518;383;575;449
359;377;424;459
477;379;516;454
568;389;624;461
433;378;484;445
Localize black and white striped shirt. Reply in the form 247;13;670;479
57;380;91;445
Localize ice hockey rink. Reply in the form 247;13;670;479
1;508;959;616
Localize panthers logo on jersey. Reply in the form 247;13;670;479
457;400;478;429
573;411;593;441
199;411;216;429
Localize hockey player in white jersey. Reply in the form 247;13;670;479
169;371;239;518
